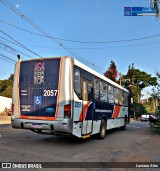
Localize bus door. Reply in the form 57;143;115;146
82;80;93;135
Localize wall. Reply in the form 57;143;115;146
0;96;12;113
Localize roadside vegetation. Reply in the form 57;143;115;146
0;74;13;98
105;61;160;119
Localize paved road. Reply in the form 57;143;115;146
0;120;160;170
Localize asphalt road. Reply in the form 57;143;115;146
0;119;160;170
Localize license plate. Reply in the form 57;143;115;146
32;124;42;129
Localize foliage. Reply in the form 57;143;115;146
104;60;118;82
0;74;14;98
122;64;158;103
144;97;159;114
131;103;146;118
150;121;160;128
150;72;160;115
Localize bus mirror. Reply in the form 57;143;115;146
131;98;133;104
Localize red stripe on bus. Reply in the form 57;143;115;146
112;106;121;118
79;102;91;121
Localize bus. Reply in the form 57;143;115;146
11;56;131;139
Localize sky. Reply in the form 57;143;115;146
0;0;160;98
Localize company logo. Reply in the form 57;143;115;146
21;105;31;112
2;163;11;168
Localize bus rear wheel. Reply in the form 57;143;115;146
98;119;106;139
121;117;127;130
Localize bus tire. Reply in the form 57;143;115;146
121;125;126;130
121;117;127;130
98;119;106;139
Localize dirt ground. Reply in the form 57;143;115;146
0;115;11;124
0;118;159;170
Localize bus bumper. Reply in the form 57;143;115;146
11;118;73;134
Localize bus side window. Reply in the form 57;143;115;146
74;68;81;98
82;81;88;101
104;83;108;102
114;88;119;104
88;83;93;101
100;81;103;99
119;90;124;105
124;93;129;106
108;85;114;103
82;81;93;101
100;81;108;102
94;78;100;100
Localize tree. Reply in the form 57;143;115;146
144;96;159;114
104;60;118;82
150;71;160;115
0;74;14;98
122;64;158;103
131;103;146;118
152;72;160;97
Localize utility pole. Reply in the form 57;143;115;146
131;63;134;98
137;86;139;103
119;72;122;86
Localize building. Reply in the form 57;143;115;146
0;96;12;113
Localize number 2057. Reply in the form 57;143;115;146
44;90;58;96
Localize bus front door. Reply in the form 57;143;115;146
82;80;93;136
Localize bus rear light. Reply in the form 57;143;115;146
11;103;14;115
64;104;71;118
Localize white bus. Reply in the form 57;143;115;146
12;56;131;139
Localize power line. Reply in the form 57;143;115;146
0;29;41;57
0;55;15;64
1;29;160;50
1;19;160;44
0;41;31;59
0;35;25;49
0;53;16;64
0;0;104;71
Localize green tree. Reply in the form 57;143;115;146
144;96;159;114
150;72;160;115
123;64;157;103
131;103;146;118
0;74;14;98
104;60;118;82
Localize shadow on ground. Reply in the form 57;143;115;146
150;127;160;135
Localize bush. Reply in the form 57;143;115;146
131;103;146;118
